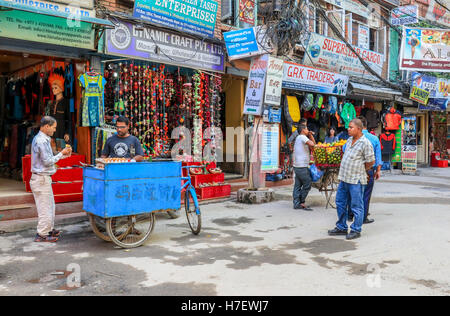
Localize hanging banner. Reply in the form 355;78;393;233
410;86;430;105
243;54;268;115
358;24;370;50
261;124;279;173
411;72;450;98
402;117;417;174
264;56;284;106
133;0;218;38
419;98;449;111
224;26;271;60
399;27;450;72
282;61;349;96
239;0;255;25
425;0;450;28
105;20;225;73
0;9;95;49
391;5;418;26
304;33;384;80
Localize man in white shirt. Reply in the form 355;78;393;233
288;124;316;210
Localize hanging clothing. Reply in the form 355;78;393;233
380;132;396;155
364;109;380;130
45;98;71;140
341;102;356;129
79;73;106;127
383;107;402;131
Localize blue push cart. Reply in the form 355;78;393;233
83;161;201;248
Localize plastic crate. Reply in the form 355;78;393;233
191;173;225;187
195;184;231;200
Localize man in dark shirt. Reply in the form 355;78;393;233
101;116;144;162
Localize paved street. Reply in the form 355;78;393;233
0;168;449;296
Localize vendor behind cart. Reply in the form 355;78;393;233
101;116;144;162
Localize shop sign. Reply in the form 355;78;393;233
224;26;271;60
282;61;349;96
0;9;95;49
358;24;370;50
411;72;450;98
239;0;255;25
261;123;279;173
391;5;418;26
105;21;225;73
399;27;450;72
133;0;218;38
304;33;384;80
425;0;450;28
264;56;284;106
410;86;430;105
419;98;448;111
401;117;417;174
3;0;95;16
243;54;268;115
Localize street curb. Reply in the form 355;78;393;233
0;212;88;234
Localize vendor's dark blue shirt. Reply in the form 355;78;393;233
102;134;144;158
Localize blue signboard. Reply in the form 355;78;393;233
224;27;270;60
419;98;448;111
133;0;218;38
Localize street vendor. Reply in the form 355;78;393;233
101;116;144;162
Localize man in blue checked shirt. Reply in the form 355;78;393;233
347;116;382;225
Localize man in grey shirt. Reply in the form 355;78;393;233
31;116;72;242
288;124;316;210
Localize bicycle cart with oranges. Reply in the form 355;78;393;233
312;140;346;209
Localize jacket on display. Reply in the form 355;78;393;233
380;132;396;154
383;107;402;131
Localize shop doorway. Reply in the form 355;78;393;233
416;113;428;164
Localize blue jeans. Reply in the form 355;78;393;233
293;167;312;207
336;181;365;233
348;169;374;221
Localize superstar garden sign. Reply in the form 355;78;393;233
133;0;218;38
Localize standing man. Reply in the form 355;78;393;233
328;119;375;240
101;116;144;162
31;116;72;242
288;124;316;211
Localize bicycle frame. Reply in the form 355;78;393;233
181;166;202;215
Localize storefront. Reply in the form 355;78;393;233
99;16;231;199
0;0;113;200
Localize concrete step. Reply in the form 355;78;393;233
0;201;84;222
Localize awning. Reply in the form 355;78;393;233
348;82;402;101
0;0;114;27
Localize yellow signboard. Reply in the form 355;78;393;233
409;86;430;105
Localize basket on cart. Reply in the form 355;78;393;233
312;144;345;168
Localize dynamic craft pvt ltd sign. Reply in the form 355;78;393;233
133;0;218;39
106;20;224;73
282;61;349;96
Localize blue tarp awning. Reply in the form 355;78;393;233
0;0;114;27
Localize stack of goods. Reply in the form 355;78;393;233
182;162;231;200
313;140;347;167
22;154;85;203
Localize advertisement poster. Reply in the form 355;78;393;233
358;24;370;50
0;9;95;49
411;72;450;99
239;0;255;25
410;86;430;105
224;26;271;60
392;128;402;163
391;5;418;26
402;117;417;174
425;0;450;28
133;0;218;38
264;56;284;106
106;20;225;73
399;27;450;72
304;33;384;80
282;61;349;96
261;124;279;173
243;54;268;115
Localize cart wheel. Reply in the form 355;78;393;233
185;190;201;235
89;214;111;242
167;209;180;219
106;214;156;249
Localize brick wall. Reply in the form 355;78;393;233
98;0;224;40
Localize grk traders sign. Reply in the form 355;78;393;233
282;61;349;96
133;0;218;38
106;20;224;73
